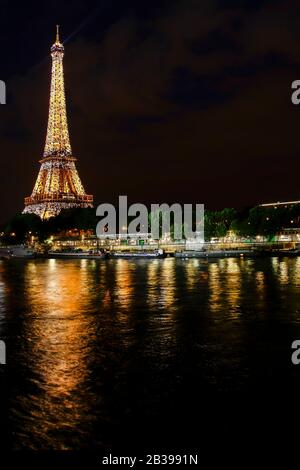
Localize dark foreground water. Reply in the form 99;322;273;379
0;256;300;453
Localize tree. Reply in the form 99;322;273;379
3;213;42;244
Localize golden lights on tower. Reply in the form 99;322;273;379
23;26;93;219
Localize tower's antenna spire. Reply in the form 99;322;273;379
56;24;60;43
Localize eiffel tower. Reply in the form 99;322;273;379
23;26;93;219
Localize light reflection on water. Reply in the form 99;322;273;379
0;257;300;449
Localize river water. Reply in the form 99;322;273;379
0;257;300;451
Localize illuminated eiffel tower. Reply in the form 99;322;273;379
23;26;93;219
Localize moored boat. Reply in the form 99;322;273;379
47;249;108;259
0;245;36;259
175;249;257;259
111;249;165;259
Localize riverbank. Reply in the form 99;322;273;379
2;245;300;260
175;248;300;258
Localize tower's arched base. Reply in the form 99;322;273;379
23;198;93;220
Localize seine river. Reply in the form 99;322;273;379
0;257;300;452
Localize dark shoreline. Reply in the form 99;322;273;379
36;249;300;260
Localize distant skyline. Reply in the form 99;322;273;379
1;0;300;222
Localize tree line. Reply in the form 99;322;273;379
1;204;300;244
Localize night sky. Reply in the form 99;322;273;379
1;0;300;222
